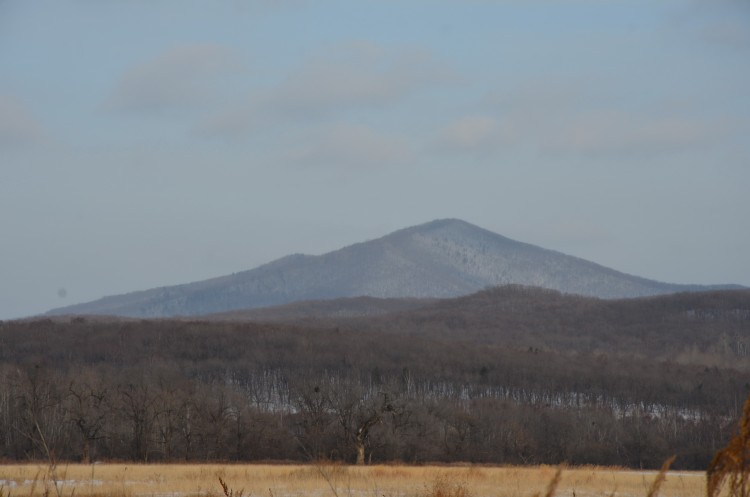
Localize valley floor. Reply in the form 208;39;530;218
0;463;707;497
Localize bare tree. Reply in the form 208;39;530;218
66;373;109;462
329;380;400;465
117;379;159;461
291;379;335;460
13;366;66;462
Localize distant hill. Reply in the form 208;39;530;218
203;285;750;361
204;296;435;322
307;286;750;359
46;219;742;318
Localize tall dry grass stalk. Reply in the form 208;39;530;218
218;476;245;497
646;455;676;497
541;465;564;497
708;394;750;497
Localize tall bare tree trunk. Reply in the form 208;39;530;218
82;439;90;464
356;441;366;465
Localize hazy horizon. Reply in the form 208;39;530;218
2;1;749;320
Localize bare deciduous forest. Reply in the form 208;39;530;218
1;286;748;469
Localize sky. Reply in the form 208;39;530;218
1;0;749;320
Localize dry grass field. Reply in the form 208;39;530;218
0;463;710;497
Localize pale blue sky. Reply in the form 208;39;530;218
1;0;748;319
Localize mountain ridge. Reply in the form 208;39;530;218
46;219;742;318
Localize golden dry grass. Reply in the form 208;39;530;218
0;463;710;497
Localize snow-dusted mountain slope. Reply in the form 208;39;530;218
45;219;741;318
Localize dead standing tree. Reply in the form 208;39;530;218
351;405;382;465
13;365;66;462
117;380;159;462
66;378;108;463
292;380;335;460
331;381;399;465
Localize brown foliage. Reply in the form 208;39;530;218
708;395;750;497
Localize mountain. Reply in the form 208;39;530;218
45;219;741;318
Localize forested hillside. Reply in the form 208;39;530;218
2;287;748;468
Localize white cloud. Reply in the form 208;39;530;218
196;41;455;138
195;106;256;139
434;115;516;154
475;80;729;159
0;94;45;147
266;42;452;116
286;123;410;169
104;44;240;114
546;111;722;156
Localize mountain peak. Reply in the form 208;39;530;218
405;218;479;232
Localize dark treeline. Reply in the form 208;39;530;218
279;287;750;362
0;286;748;468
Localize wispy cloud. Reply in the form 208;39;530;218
285;123;411;169
434;115;515;155
104;44;240;114
265;42;452;116
0;94;46;147
197;41;455;139
448;80;729;160
545;110;723;157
